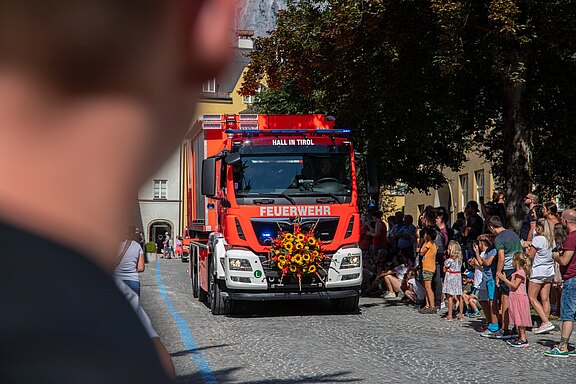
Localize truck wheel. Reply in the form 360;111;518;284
332;293;359;313
209;263;227;315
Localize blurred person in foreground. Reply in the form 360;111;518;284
0;1;234;383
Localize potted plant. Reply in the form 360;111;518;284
145;241;158;262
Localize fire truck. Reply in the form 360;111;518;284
184;114;362;314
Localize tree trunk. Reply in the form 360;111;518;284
502;81;532;232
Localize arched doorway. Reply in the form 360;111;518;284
148;220;173;254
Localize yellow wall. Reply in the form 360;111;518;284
404;151;497;224
181;69;252;234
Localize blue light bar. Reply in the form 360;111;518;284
261;232;272;238
224;129;351;135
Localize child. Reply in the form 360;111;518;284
497;252;533;348
462;271;480;317
381;254;408;299
442;240;464;320
404;269;425;307
418;227;438;314
473;234;500;336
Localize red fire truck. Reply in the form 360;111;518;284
184;114;362;314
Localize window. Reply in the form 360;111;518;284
459;174;468;209
243;84;263;105
475;170;484;202
202;78;216;93
153;179;168;200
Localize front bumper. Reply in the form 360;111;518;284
223;245;363;291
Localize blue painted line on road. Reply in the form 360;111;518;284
156;262;218;384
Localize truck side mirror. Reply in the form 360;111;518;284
225;152;241;165
202;158;217;197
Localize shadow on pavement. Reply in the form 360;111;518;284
176;368;361;383
171;344;229;357
535;338;558;348
226;299;362;318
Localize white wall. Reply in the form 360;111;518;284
138;148;181;242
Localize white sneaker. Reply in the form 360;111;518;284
534;322;555;334
440;301;446;310
382;292;396;299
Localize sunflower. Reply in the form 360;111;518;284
302;253;310;262
311;250;319;257
295;233;305;242
284;233;294;241
289;264;298;273
278;255;286;263
294;242;304;250
307;237;316;246
308;265;317;273
277;261;285;269
284;242;294;251
293;254;303;265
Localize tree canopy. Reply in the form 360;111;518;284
241;0;576;225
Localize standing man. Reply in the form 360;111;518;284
487;216;523;339
462;201;484;260
520;192;540;242
397;214;417;264
368;211;388;261
0;0;234;382
545;209;576;357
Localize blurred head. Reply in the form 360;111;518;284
0;0;235;175
543;202;558;217
524;193;539;207
422;226;437;241
404;215;414;225
465;201;479;215
486;216;503;233
513;252;532;278
477;233;494;249
561;209;576;231
493;187;505;202
447;240;462;262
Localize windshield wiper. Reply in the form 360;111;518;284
306;192;342;204
249;192;297;205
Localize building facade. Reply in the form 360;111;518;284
404;151;497;225
137;32;255;246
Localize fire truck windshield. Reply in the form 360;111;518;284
232;153;352;197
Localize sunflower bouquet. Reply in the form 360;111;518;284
266;223;330;291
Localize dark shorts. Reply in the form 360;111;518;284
498;269;515;295
123;279;141;297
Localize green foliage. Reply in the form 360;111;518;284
241;0;576;208
145;241;157;253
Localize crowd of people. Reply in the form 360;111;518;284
361;191;576;356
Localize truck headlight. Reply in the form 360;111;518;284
228;258;253;271
340;254;361;269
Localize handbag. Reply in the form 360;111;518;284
553;261;563;284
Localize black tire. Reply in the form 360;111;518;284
209;263;227;315
332;293;360;313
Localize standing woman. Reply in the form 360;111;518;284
115;226;146;296
543;202;560;228
526;218;556;334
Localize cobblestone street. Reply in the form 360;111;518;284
140;259;574;384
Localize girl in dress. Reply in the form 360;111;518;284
497;252;533;348
442;240;464;320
